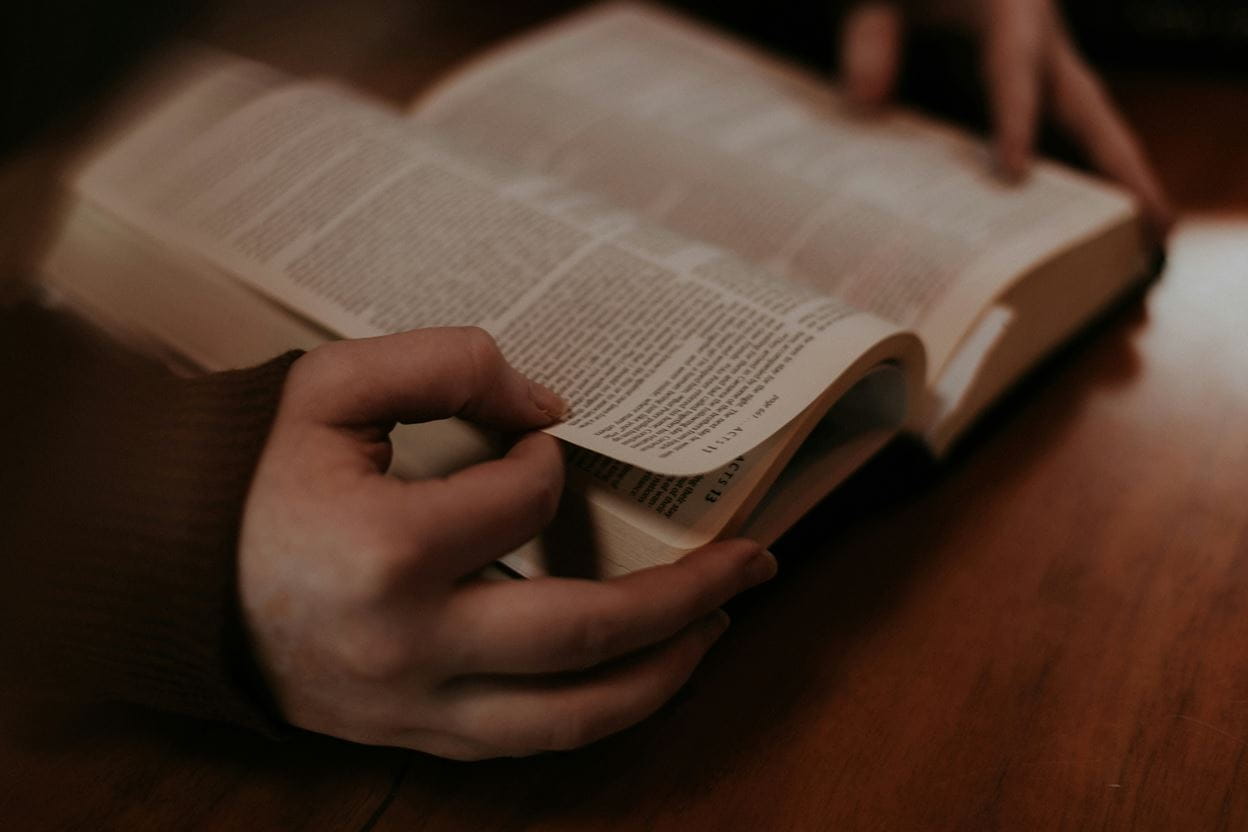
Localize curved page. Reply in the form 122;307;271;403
76;80;923;475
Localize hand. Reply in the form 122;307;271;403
838;0;1172;232
239;327;776;759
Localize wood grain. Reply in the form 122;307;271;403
0;701;407;830
368;218;1248;832
4;2;1248;829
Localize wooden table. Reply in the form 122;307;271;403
5;2;1248;829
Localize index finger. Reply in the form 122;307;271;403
284;326;566;432
839;2;905;109
1048;36;1174;235
983;0;1046;178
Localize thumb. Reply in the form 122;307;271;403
285;326;567;431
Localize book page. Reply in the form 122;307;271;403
74;75;922;476
737;364;906;546
41;197;911;576
566;359;909;551
411;2;1137;378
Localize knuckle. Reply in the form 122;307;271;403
561;606;624;669
286;342;351;403
537;707;620;752
296;340;349;380
335;629;413;683
456;326;504;377
693;570;734;613
446;700;516;753
525;460;564;522
452;702;617;755
443;634;489;673
672;588;714;629
457;324;500;352
659;573;715;627
445;327;508;409
540;714;593;752
348;530;426;603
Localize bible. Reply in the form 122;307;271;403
38;2;1149;577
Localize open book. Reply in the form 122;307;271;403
39;2;1149;577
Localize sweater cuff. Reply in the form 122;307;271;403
2;307;302;734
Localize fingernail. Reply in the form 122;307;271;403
528;380;568;421
992;148;1028;184
1151;200;1176;239
709;609;731;635
745;549;778;584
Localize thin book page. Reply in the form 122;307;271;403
74;76;922;476
410;1;1138;379
564;350;913;550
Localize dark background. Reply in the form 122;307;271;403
5;1;1245;160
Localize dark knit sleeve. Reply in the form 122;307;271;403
0;301;301;734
